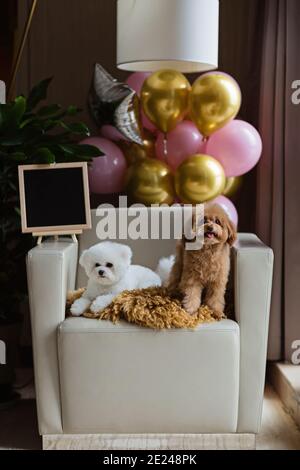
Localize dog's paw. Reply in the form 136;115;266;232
212;309;224;320
90;300;104;314
70;298;91;316
182;295;200;315
90;295;113;314
205;303;224;320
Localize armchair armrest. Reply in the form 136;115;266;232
27;241;78;435
233;234;274;433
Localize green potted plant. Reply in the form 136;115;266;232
0;78;102;406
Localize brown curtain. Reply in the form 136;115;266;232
257;0;300;361
220;0;300;361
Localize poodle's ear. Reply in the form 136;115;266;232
79;250;88;267
184;206;203;242
226;218;237;246
79;250;93;275
119;245;132;265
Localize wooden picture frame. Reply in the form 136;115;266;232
18;162;92;236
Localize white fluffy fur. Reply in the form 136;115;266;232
156;255;175;286
71;241;161;316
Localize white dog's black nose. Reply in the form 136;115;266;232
98;270;105;277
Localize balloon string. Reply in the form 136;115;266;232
202;136;209;154
163;134;168;160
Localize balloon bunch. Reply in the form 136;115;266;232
85;66;263;226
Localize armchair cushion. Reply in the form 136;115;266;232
58;317;240;434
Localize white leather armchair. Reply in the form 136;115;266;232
27;209;273;450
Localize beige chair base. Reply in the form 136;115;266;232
43;433;256;450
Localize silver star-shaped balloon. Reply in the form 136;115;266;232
88;64;143;145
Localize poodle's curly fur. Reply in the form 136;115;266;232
167;204;237;318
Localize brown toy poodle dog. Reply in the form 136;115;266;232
167;204;237;318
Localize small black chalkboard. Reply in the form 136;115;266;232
18;163;91;235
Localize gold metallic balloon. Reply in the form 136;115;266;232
190;73;241;137
126;159;175;206
141;69;191;134
119;134;156;166
223;176;242;198
175;154;226;204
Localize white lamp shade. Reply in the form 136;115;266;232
117;0;219;73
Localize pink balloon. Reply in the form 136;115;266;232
126;73;158;134
156;121;203;171
81;137;127;194
210;195;238;227
100;125;126;142
206;120;262;177
197;138;209;154
126;72;151;96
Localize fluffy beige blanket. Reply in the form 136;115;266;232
67;287;218;330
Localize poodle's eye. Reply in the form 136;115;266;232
215;218;222;226
106;262;113;268
204;216;208;224
95;263;100;268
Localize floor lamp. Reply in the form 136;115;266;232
7;0;38;101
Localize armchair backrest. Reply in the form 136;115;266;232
76;208;179;287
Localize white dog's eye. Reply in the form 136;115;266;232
95;263;100;267
106;262;113;268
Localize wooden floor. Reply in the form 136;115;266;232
0;372;299;450
257;385;300;450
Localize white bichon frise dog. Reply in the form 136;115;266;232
70;241;161;316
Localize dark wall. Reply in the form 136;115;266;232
17;0;127;133
0;0;17;83
219;0;266;231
